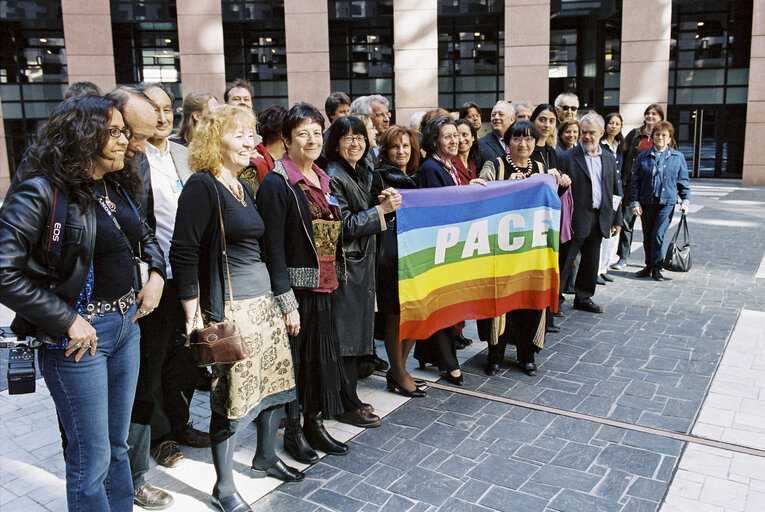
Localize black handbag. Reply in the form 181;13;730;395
663;212;691;272
377;219;397;268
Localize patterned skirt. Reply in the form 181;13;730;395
210;292;297;420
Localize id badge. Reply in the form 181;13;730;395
171;179;183;194
327;193;339;207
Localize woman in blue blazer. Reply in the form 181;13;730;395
630;120;690;281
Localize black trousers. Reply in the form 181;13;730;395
128;279;199;487
559;212;603;304
487;309;542;365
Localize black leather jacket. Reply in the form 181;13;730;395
0;176;166;340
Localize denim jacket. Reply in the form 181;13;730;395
630;147;690;208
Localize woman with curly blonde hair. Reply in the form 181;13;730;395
170;105;301;512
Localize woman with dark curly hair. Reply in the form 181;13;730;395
0;94;166;511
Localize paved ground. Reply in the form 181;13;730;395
1;179;764;511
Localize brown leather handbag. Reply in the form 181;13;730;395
186;181;250;366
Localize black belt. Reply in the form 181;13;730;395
86;290;136;316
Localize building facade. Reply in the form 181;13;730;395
1;0;763;195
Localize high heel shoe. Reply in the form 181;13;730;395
303;414;349;456
386;371;426;397
441;371;463;386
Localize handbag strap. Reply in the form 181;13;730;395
669;212;689;245
212;179;237;318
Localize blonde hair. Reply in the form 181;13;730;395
177;91;215;143
188;105;257;176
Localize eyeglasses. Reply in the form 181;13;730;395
109;128;131;139
560;105;578;112
342;135;366;144
510;136;536;145
374;111;391;119
440;134;460;142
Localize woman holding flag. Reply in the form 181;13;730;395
480;119;570;377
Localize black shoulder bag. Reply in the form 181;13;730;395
663;213;691;272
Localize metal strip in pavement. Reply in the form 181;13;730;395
371;373;765;458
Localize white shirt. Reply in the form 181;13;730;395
145;141;183;279
581;143;603;209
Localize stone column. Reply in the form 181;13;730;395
284;0;330;118
0;97;9;197
61;0;116;92
619;0;672;132
393;0;438;125
743;0;765;185
176;0;226;99
504;0;550;106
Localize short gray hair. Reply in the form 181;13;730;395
512;100;534;112
580;111;605;131
554;92;579;108
409;110;426;130
493;100;515;118
350;94;389;116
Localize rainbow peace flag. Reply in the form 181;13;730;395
396;174;561;341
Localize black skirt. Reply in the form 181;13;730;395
291;289;347;418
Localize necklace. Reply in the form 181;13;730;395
506;157;534;179
220;177;246;207
101;182;116;212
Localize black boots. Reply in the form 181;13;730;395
283;417;319;464
303;413;349;456
251;407;304;482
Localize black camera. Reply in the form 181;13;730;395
1;327;38;395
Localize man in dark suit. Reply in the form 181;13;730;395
559;112;622;314
478;100;515;166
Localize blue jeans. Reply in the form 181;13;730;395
40;302;140;512
640;202;675;271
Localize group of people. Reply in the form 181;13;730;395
0;77;690;512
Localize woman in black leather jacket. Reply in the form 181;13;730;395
325;117;401;428
0;94;165;511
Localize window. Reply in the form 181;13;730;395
438;1;504;113
223;1;287;111
110;0;181;100
0;0;67;176
328;1;394;105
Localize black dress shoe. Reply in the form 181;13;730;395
456;334;473;346
485;363;500;376
596;275;606;285
601;273;614;282
335;408;381;428
523;362;538;376
441;372;463;386
553;310;565;318
652;270;665;281
356;361;375;379
573;300;604;314
386;371;426;397
456;339;466;350
211;492;252;512
636;267;651;278
546;326;560;334
251;459;305;482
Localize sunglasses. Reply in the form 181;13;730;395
560;105;578;111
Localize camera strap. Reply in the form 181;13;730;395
45;185;68;274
